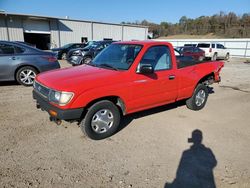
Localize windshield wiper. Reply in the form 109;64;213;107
98;63;118;71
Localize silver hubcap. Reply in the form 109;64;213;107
62;53;67;59
91;109;114;134
20;69;36;85
195;89;206;106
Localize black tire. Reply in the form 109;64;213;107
83;57;92;64
225;53;230;60
186;84;208;111
61;53;67;60
80;100;121;140
198;56;204;62
212;53;217;61
16;66;38;86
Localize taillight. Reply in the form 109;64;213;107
209;48;212;53
43;56;57;62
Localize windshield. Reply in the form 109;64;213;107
91;44;142;70
84;42;100;49
61;43;73;48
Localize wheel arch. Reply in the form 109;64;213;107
80;96;126;121
196;72;215;86
14;64;40;81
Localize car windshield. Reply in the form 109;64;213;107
84;42;100;49
175;47;183;53
90;44;142;70
61;43;73;48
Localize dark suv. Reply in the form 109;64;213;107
51;43;87;60
0;41;60;86
67;41;115;65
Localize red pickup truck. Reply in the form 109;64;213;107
33;41;224;140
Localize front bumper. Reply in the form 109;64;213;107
33;90;83;121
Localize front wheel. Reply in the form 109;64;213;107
212;53;217;61
82;57;92;64
61;53;67;60
186;84;208;111
80;100;121;140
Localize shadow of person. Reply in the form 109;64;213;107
165;129;217;188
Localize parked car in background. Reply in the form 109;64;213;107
197;43;230;60
51;43;87;60
67;40;115;65
15;41;37;48
0;41;60;86
175;46;205;61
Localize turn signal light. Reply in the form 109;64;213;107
49;110;57;117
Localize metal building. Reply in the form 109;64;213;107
0;12;148;50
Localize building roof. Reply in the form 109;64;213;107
0;12;148;28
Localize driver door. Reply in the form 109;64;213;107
129;45;178;112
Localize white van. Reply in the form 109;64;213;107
197;43;230;60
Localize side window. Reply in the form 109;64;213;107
140;46;172;71
217;44;224;49
0;44;15;55
212;44;215;48
15;46;25;54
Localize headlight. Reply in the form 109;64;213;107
49;90;74;106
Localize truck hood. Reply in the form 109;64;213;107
36;65;125;93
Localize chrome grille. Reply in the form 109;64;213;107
34;81;50;98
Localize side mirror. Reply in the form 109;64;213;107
139;64;154;74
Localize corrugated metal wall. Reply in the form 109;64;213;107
123;26;147;41
0;14;148;47
93;23;122;41
50;20;60;48
0;17;8;40
58;20;92;46
6;17;24;41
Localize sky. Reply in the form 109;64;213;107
0;0;250;24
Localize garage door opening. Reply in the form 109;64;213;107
24;33;50;50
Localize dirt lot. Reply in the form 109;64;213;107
0;59;250;188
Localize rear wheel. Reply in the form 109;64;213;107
80;100;121;140
186;84;208;111
16;66;38;86
225;53;230;60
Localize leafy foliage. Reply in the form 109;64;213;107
122;12;250;38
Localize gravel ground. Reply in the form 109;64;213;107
0;58;250;188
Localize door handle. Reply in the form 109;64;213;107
169;75;175;80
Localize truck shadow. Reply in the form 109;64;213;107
117;86;214;133
164;129;217;188
117;100;186;133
